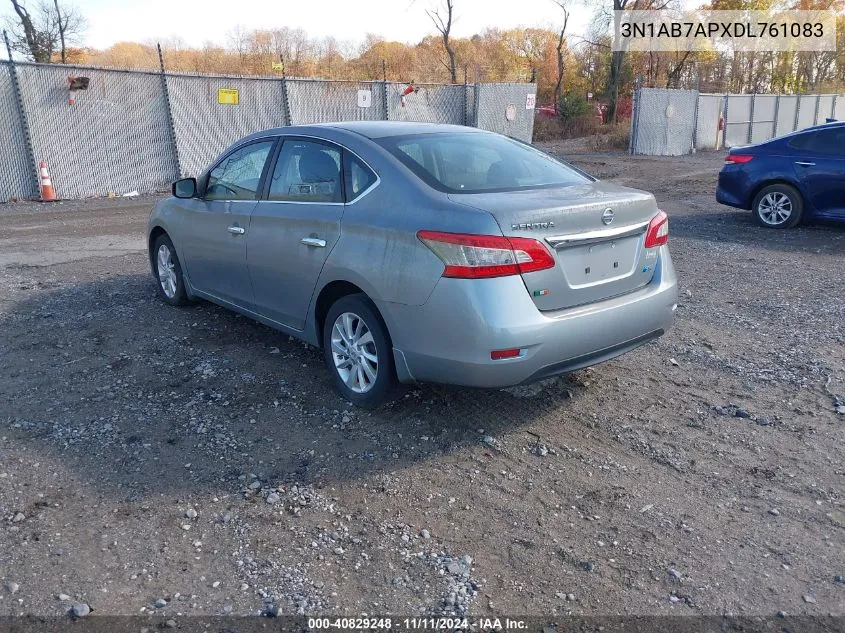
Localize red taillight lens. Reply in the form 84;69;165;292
644;210;669;248
491;348;521;360
417;230;555;279
725;154;754;164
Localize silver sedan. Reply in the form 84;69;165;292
148;122;678;407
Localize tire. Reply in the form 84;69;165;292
322;294;397;408
152;234;189;306
752;184;803;229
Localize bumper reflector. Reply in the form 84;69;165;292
491;348;522;360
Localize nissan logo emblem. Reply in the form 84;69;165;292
601;208;614;225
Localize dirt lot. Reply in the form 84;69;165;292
1;147;843;622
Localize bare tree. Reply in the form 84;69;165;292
552;0;569;111
426;0;457;83
601;0;672;123
226;25;249;72
53;0;75;62
8;0;47;61
6;0;84;62
664;50;693;88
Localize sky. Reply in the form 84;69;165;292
12;0;595;51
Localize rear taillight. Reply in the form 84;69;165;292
644;210;668;248
416;230;555;279
725;154;754;164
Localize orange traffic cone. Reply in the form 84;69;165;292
39;160;57;201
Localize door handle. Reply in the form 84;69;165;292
795;161;816;167
227;225;245;235
300;237;327;248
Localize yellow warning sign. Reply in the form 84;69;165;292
217;88;239;105
271;61;283;71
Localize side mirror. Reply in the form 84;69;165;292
172;177;197;199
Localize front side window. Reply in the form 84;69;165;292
269;139;342;203
376;132;592;194
807;128;845;156
205;141;274;201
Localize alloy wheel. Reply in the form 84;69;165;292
157;244;177;298
330;312;378;394
758;192;793;226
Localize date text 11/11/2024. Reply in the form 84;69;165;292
307;617;529;630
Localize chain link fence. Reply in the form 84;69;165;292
750;95;777;144
632;88;843;155
630;88;698;155
465;84;476;129
775;95;799;137
286;79;386;125
167;73;287;177
795;95;817;130
0;61;536;201
723;94;752;148
474;83;536;142
695;94;723;151
15;63;178;199
0;62;35;200
386;82;468;124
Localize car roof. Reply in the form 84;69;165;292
317;121;486;138
785;120;845;136
805;120;845;131
757;119;844;146
241;121;487;143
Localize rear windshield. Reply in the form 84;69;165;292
376;133;592;194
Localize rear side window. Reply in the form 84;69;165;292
269;139;343;203
788;131;816;150
344;153;377;201
377;132;591;194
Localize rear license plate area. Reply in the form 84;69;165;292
558;238;638;287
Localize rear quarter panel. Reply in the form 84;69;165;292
719;144;802;209
312;138;502;339
317;162;502;307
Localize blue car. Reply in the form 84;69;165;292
716;121;845;229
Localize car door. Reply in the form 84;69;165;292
247;138;377;330
791;127;845;218
179;139;276;307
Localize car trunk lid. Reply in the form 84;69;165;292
450;181;662;310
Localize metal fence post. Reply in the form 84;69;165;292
462;68;468;127
691;87;700;154
381;81;389;121
157;44;182;179
472;81;481;128
3;30;39;197
280;78;292;126
793;94;801;131
772;94;780;138
813;93;821;125
691;74;701;154
747;93;755;144
831;95;838;120
628;76;641;154
722;93;729;149
278;58;292;126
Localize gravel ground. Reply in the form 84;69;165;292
1;148;843;621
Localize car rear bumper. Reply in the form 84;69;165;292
716;185;745;208
383;246;678;388
717;169;751;209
